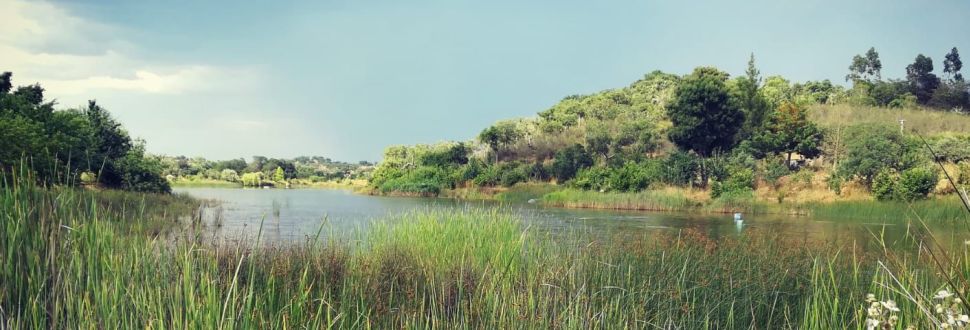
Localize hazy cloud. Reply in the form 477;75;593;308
0;0;257;101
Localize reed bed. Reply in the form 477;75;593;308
2;172;969;328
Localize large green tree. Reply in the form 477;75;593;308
668;67;744;157
906;54;941;104
477;120;522;162
944;47;964;81
846;47;883;83
736;54;770;140
668;67;744;186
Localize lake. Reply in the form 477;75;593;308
175;187;965;250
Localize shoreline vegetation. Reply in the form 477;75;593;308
4;172;970;328
169;177;369;190
365;50;970;224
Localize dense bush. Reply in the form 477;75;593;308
570;166;612;191
608;161;660;192
711;167;755;199
552;144;594;182
871;170;897;201
931;133;970;163
0;72;171;193
661;151;699;187
896;167;938;201
871;167;939;201
838;124;924;187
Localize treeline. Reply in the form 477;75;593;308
0;72;170;193
160;155;374;187
371;48;970;201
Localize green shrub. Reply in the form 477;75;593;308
552;144;594;182
871;170;897;201
661;151;698;186
473;165;501;187
931;133;970;163
499;163;529;187
570;166;612;191
711;167;755;199
896;167;938;201
609;161;661;192
826;175;844;195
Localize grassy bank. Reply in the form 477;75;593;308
4;173;970;328
541;188;970;221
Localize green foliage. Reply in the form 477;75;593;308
378;166;451;195
930;79;970;110
871;170;897;201
736;54;771;139
219;169;239;182
929;133;970;163
667;67;745;157
906;54;941;104
837;124;923;187
570;166;613;191
551;144;593;182
711;167;755;199
845;47;882;83
0;72;169;193
750;102;823;161
241;172;263;187
499;163;529;187
79;172;97;184
478;120;522;161
762;158;791;188
273;166;285;182
472;164;501;187
896;167;938;201
871;167;939;201
791;80;845;104
661;151;699;186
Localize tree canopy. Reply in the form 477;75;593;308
667;67;744;157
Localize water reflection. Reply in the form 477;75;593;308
175;187;967;252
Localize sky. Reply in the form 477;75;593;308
2;0;969;162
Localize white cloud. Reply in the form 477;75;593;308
0;0;257;99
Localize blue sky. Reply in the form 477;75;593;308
3;0;968;161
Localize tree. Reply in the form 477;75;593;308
667;67;744;186
944;47;964;81
760;76;792;108
551;144;593;182
220;169;240;182
668;67;744;156
584;123;612;161
750;101;823;164
0;72;11;94
477;120;522;162
846;47;882;83
736;54;770;139
273;166;285;182
906;54;941;104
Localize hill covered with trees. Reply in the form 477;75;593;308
370;48;970;209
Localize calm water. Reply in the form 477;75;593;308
175;187;965;249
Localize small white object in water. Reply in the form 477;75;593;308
733;212;742;221
527;198;537;204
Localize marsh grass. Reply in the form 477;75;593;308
2;170;969;328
